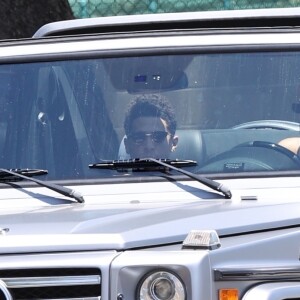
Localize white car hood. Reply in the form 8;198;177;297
0;176;299;253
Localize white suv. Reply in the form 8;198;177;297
0;7;299;300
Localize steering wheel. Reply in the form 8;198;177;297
198;140;300;173
232;120;300;131
239;141;300;166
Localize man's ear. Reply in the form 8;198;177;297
171;135;178;152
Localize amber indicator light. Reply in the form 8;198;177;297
219;288;239;300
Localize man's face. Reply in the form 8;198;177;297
124;116;178;159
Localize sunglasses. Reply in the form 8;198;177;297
127;131;170;145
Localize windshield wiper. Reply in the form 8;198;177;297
0;168;84;203
89;158;232;199
89;158;197;170
0;168;48;180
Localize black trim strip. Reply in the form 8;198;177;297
215;267;300;281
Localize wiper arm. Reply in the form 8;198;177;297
0;168;84;203
89;158;231;199
148;158;232;199
89;158;197;170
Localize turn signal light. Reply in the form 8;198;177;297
219;288;239;300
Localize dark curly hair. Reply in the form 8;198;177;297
124;94;177;136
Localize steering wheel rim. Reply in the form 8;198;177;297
238;141;300;167
198;140;300;173
232;120;300;131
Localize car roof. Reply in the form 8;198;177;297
34;7;300;38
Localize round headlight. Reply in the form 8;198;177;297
137;271;186;300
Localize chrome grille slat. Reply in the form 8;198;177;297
4;275;101;288
0;268;102;300
26;298;101;300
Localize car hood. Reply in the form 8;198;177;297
0;176;299;253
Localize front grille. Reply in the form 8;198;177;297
0;268;101;300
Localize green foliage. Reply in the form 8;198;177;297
69;0;300;18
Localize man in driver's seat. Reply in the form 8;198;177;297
124;94;178;159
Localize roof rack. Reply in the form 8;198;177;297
33;7;300;38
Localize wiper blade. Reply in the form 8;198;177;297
0;168;84;203
0;168;48;180
89;158;231;199
89;159;197;170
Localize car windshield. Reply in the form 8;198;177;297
1;50;299;180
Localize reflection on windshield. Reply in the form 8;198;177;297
0;52;299;180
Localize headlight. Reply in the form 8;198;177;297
137;270;186;300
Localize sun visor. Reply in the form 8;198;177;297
104;55;192;93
